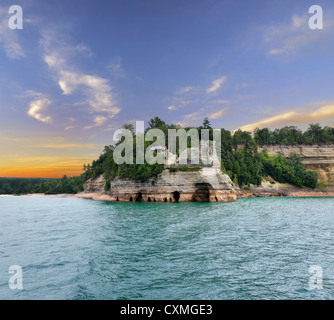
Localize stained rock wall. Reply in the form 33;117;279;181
83;168;237;202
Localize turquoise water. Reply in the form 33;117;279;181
0;196;334;300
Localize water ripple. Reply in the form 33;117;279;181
0;196;334;299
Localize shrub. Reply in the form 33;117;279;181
104;180;111;191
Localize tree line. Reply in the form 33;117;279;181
0;175;87;195
253;124;334;146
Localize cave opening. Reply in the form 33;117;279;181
172;191;180;202
192;183;212;202
135;192;143;202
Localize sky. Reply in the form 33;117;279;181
1;0;334;177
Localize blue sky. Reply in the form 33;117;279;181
1;0;334;176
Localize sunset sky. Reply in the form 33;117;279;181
1;0;334;177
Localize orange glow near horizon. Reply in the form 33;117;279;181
0;157;96;178
0;167;83;178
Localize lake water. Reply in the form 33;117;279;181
0;196;334;300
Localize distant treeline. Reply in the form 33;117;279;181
2;119;332;195
0;175;87;195
252;124;334;145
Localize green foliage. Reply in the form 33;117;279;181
148;117;166;129
104;179;111;191
0;175;86;195
259;152;318;188
202;117;211;129
177;165;201;171
253;124;334;145
221;126;319;188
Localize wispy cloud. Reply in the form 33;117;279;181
84;115;108;129
167;105;177;111
212;100;230;104
41;29;120;119
176;109;204;127
0;7;25;59
238;103;334;132
206;76;227;94
177;86;193;94
208;108;227;120
26;91;52;124
36;142;100;150
263;14;333;56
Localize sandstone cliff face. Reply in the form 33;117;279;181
258;145;334;186
84;168;236;202
84;175;105;193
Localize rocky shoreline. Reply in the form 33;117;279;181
73;178;334;202
2;186;334;201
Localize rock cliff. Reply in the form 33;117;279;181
83;168;237;202
258;144;334;186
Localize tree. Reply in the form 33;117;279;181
304;123;323;143
104;180;111;191
203;117;211;129
254;128;272;145
232;130;252;149
123;124;135;134
148;117;166;129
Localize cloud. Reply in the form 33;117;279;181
177;86;193;94
0;7;25;59
208;108;227;120
238;103;334;132
36;142;100;150
263;14;333;56
206;76;227;94
64;125;75;131
84;115;108;129
27;95;52;124
176;109;205;127
41;29;120;118
167;105;177;111
212;100;230;104
268;49;285;56
44;55;120;115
